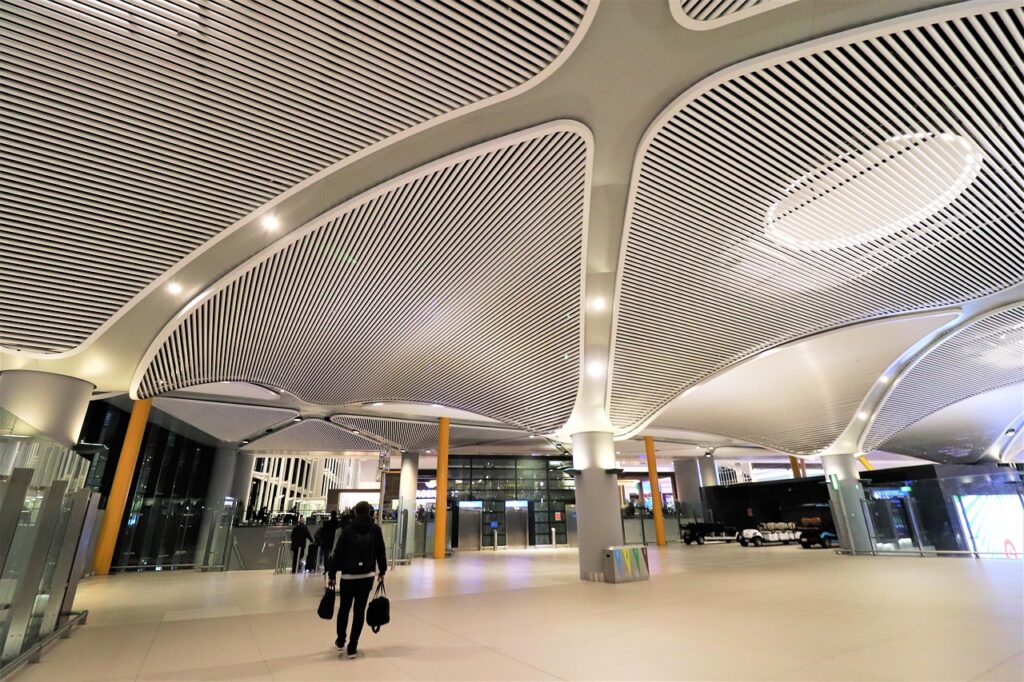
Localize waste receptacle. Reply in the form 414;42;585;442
602;545;650;583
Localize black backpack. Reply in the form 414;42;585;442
345;528;375;575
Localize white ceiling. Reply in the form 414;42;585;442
610;1;1024;432
0;0;593;353
645;312;956;454
133;124;589;433
241;419;380;453
4;0;1018;467
151;397;296;443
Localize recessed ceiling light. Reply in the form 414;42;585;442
293;417;302;422
857;412;869;420
529;435;537;439
432;404;443;408
372;402;384;407
586;361;605;378
879;375;890;384
352;430;360;434
166;281;183;295
590;296;607;312
1006;428;1017;436
261;214;280;231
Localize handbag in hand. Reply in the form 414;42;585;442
365;577;390;633
317;578;336;620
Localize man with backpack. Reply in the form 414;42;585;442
327;501;386;658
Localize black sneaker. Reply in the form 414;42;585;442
346;645;358;659
335;638;345;651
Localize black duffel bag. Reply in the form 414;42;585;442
365;578;390;633
317;578;336;620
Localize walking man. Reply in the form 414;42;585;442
327;501;387;658
290;516;313;573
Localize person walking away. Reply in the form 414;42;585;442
318;511;340;573
327;501;386;658
290;517;314;573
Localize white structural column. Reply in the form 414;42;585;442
673;458;704;520
570;432;624;581
398;450;419;559
697;455;719;487
0;370;94;447
194;445;237;565
231;453;256;517
821;453;871;553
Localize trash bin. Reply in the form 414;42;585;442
602;545;650;583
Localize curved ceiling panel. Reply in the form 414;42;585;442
241;420;379;453
864;306;1024;454
152;397;296;443
611;2;1024;430
874;383;1024;464
0;0;592;353
330;416;528;452
670;0;797;30
136;125;589;434
647;313;955;454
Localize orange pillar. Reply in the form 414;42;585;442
643;437;667;546
789;456;803;479
432;417;450;559
93;399;152;576
857;454;875;471
800;459;808;477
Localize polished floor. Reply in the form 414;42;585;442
16;545;1024;682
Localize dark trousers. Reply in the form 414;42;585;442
336;577;374;647
292;545;304;573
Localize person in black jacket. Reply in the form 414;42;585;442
327;501;386;658
290;517;314;573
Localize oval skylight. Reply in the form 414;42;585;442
765;132;983;251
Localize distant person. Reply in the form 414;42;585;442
327;501;387;658
317;511;340;573
290;517;314;573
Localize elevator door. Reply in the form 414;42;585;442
457;501;482;551
505;501;529;548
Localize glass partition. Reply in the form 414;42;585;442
861;471;1024;558
0;407;95;667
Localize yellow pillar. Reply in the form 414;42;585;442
432;417;450;560
857;454;875;471
643;437;667;546
800;459;808;477
789;456;803;479
93;399;152;576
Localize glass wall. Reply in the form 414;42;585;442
0;407;94;667
861;470;1024;558
448;456;574;546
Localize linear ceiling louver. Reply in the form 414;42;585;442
672;0;796;28
865;306;1024;454
0;0;592;352
611;3;1024;431
135;126;589;434
241;419;380;453
152;397;297;442
330;415;528;452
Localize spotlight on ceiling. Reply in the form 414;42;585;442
857;412;869;420
1007;428;1017;436
166;281;183;295
241;440;249;445
590;296;607;312
293;417;302;422
586;361;605;378
261;214;280;231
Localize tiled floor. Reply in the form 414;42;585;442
14;545;1024;681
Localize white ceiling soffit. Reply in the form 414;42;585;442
134;124;590;433
241;420;380;453
610;1;1024;431
647;313;956;454
330;416;528;452
670;0;798;30
864;306;1024;454
874;383;1024;464
0;0;593;354
151;397;296;443
173;381;279;401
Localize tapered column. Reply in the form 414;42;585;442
93;399;152;575
231;452;256;518
697;455;718;487
398;450;419;559
643;437;666;546
821;453;871;553
194;446;237;565
673;458;703;520
433;418;450;560
571;431;624;581
0;370;93;448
